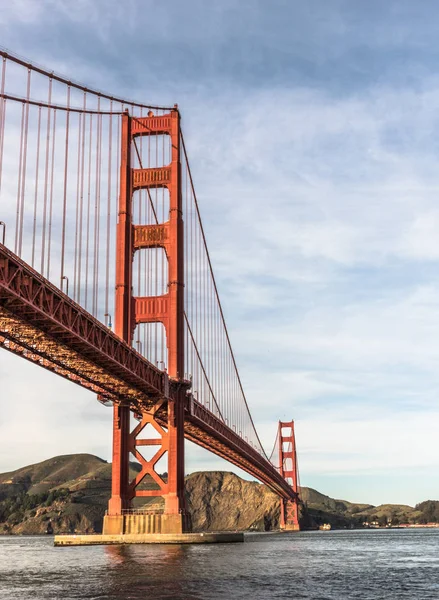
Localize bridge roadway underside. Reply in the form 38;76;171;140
0;243;296;501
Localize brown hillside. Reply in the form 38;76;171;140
0;454;436;534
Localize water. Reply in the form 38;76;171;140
0;529;438;599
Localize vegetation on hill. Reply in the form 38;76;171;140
0;454;437;534
298;487;436;528
415;501;439;524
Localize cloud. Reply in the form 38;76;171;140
1;1;439;505
402;211;439;260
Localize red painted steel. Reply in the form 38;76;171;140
0;243;170;403
108;109;186;517
278;421;300;529
0;242;298;502
0;48;301;524
109;112;133;515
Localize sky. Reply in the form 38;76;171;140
1;0;439;506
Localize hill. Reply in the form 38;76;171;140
300;487;425;528
0;454;437;534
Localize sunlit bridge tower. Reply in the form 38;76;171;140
104;107;188;535
278;421;300;531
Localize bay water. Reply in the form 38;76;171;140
0;529;438;599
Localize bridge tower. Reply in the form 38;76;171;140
104;107;188;535
278;420;300;531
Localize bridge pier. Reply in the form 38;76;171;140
104;395;190;535
103;513;187;535
280;499;300;531
104;108;189;536
107;404;130;517
278;421;300;531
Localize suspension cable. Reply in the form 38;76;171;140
0;49;174;111
180;130;268;459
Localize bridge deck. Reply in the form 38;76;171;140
0;243;296;501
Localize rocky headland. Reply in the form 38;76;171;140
0;454;437;534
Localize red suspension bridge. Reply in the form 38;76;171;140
0;50;299;534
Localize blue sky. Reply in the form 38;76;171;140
1;0;439;506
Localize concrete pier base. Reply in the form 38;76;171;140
282;524;300;531
103;513;187;535
54;532;244;546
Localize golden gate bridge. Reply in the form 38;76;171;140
0;49;299;535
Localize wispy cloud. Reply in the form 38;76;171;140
1;0;439;505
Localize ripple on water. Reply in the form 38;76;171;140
0;530;439;600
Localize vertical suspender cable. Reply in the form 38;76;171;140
31;106;42;267
85;113;93;309
77;92;87;303
105;100;113;320
18;68;31;257
0;57;7;202
41;77;52;274
93;96;102;316
73;111;83;300
15;103;25;254
60;85;71;290
47;108;57;279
